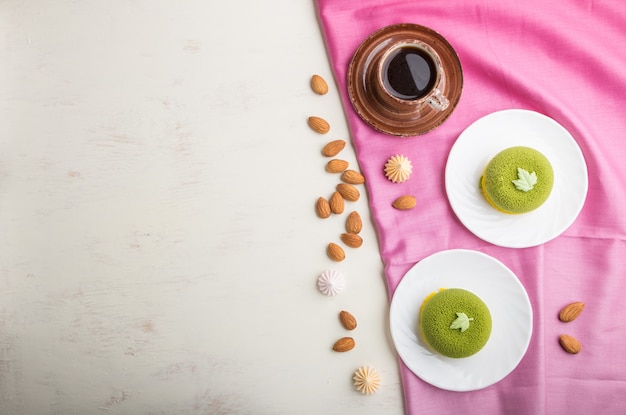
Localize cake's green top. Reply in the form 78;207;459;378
481;146;554;214
420;288;492;358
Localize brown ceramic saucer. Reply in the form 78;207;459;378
348;23;463;136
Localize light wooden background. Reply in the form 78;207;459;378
0;1;404;414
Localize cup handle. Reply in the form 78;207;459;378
427;89;449;111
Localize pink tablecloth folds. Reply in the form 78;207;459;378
315;0;626;413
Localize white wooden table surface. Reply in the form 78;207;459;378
0;1;404;413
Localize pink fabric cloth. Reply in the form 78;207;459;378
315;0;626;413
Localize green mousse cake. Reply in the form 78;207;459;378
419;288;492;358
481;146;554;214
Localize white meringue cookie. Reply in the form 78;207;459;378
317;269;345;296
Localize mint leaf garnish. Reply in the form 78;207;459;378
512;167;537;192
450;312;474;332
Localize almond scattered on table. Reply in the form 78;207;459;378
329;191;344;214
322;140;346;157
315;197;331;219
392;195;417;210
341;169;365;184
559;334;581;354
310;74;329;95
327;242;345;262
308;116;330;134
336;183;360;202
339;310;357;330
326;159;349;173
559;301;585;322
341;233;363;248
346;211;363;234
332;337;355;352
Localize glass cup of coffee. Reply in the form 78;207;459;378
374;40;449;113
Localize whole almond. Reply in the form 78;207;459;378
339;310;357;330
341;169;366;184
315;197;331;219
336;183;360;202
308;116;330;134
322;140;346;157
392;195;417;210
346;211;363;234
341;233;363;248
310;74;329;95
329;191;344;214
332;336;355;352
559;301;585;322
326;159;349;173
559;334;581;354
327;242;345;262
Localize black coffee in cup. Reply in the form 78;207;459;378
382;45;437;101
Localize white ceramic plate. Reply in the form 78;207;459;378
445;109;588;248
389;249;532;392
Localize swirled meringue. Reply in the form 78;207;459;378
384;154;412;183
353;366;380;395
317;269;345;296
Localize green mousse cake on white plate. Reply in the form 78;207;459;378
419;288;492;358
480;146;554;214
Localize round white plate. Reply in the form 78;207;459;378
389;249;533;392
445;109;588;248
